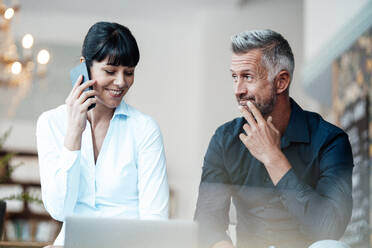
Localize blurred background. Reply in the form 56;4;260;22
0;0;371;247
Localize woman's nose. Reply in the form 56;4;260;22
114;74;126;87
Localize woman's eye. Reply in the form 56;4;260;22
105;70;115;75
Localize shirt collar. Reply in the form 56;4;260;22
112;100;130;119
280;98;310;148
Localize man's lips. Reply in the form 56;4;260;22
238;99;254;106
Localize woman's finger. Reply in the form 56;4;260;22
73;75;84;90
67;75;83;100
81;97;97;110
77;90;98;104
72;79;96;100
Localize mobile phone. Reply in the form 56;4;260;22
70;61;96;110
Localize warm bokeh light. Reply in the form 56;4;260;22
4;8;15;20
22;34;34;49
37;49;50;65
11;61;22;75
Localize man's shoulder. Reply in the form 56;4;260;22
304;110;345;137
302;110;349;151
301;109;353;170
215;117;245;137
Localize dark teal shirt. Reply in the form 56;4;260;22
195;98;353;248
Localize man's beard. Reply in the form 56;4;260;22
238;86;276;117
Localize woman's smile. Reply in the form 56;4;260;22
105;88;124;98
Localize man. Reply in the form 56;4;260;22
194;29;353;248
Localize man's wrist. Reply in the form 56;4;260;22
264;151;292;185
264;148;285;167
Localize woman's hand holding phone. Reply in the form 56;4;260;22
64;75;98;151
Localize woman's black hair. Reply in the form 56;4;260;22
82;21;140;69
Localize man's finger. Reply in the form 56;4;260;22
239;105;257;129
242;123;251;135
267;116;280;134
239;133;248;145
247;101;265;124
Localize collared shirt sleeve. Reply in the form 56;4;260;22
275;132;353;240
137;118;169;219
36;112;81;222
194;131;232;248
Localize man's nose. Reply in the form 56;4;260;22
234;79;247;96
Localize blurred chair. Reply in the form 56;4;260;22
0;200;6;239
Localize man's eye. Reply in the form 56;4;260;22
232;75;238;81
125;71;134;76
244;75;253;81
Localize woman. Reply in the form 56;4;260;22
36;22;169;245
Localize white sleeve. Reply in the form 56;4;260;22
36;113;81;221
137;119;169;219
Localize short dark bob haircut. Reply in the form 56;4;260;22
82;21;140;70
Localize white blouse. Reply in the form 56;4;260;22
36;101;169;245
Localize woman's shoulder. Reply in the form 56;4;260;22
124;103;160;131
126;104;157;125
37;104;67;128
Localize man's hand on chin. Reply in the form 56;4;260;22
212;240;235;248
238;101;291;185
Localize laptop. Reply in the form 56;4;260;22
64;216;198;248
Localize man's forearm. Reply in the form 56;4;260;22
264;150;291;185
275;169;352;239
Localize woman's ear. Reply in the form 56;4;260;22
274;70;290;94
80;57;86;63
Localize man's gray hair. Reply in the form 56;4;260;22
231;29;295;83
